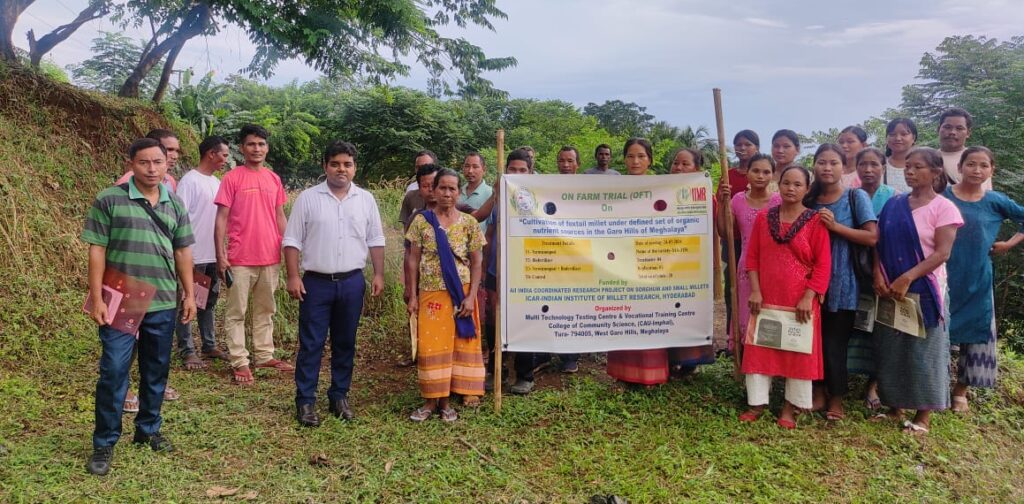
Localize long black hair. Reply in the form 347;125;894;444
803;143;847;206
884;118;918;157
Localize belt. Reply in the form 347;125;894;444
305;269;362;281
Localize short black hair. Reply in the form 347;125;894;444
416;163;442;185
414;149;438;164
128;137;166;159
939;107;973;130
507;148;534;170
238;124;270;144
464;151;485;166
559;146;580;164
146;128;177;142
198;135;228;158
594;144;611;156
323;140;358;164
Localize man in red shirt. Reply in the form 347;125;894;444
214;124;294;385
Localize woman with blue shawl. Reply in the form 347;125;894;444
406;168;486;422
873;147;962;435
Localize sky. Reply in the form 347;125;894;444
13;0;1024;144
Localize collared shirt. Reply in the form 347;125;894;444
459;181;492;232
82;177;195;312
583;166;621;175
282;182;386;274
176;169;220;264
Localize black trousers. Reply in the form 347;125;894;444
820;309;856;396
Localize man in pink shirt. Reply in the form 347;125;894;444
214;124;294;385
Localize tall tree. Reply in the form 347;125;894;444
26;1;110;68
67;32;162;95
0;1;33;62
583;100;655;137
115;0;516;102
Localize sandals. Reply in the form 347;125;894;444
825;409;845;422
232;366;255;386
864;397;882;411
255;359;295;372
123;390;140;413
951;395;970;414
409;407;434;422
183;354;207;370
462;395;481;408
163;385;180;401
439;407;458;423
776;418;797;430
902;420;930;435
202;349;229;362
738;409;762;423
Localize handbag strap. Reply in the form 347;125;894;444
119;183;173;241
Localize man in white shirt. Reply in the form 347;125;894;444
283;140;386;427
938;108;990;190
174;136;231;369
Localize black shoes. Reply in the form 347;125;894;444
132;431;174;452
87;446;113;476
329;398;354;420
297;404;321;427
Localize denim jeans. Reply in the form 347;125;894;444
174;262;220;356
294;271;365;407
93;309;176;448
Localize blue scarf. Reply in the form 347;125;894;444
421;210;476;339
876;194;941;328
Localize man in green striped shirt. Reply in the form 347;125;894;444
82;138;197;476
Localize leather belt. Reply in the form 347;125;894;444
305;269;362;281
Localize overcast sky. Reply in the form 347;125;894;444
14;0;1024;143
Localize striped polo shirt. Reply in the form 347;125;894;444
81;177;195;312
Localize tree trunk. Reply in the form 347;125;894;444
118;3;211;99
27;1;108;68
151;41;184;103
0;0;34;63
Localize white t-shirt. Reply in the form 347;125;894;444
176;169;221;264
885;162;911;194
942;148;992;191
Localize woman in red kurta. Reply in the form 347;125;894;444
606;138;671;386
739;165;832;428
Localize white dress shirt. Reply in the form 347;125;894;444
282;182;386;273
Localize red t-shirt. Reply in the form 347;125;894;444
214;166;286;266
727;167;749;194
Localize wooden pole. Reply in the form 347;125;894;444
713;89;742;373
494;128;505;413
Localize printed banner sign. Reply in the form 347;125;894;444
499;173;714;353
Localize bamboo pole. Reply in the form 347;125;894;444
713;89;742;373
494;128;505;413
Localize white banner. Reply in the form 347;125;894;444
499;173;714;353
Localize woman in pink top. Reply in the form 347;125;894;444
720;153;781;348
837;126;868;189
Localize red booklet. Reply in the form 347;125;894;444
83;268;157;336
193;268;212;310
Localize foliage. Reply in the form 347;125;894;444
898;35;1024;332
168;69;228;137
108;0;516;100
66;31;161;95
583;99;655;138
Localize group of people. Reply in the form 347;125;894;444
81;106;1023;477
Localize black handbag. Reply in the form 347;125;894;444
847;189;874;290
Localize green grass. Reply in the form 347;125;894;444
4;62;1024;503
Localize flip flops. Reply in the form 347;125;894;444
902;420;930;435
232;366;254;386
409;407;434;422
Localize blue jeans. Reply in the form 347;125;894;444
294;271;365;407
93;309;176;448
174;262;220;356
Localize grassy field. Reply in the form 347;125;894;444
4;63;1024;503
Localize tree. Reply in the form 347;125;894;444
168;69;228;136
583;100;655;137
67;32;161;95
0;1;32;62
27;0;110;68
114;0;516;103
